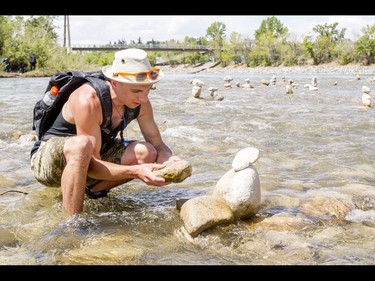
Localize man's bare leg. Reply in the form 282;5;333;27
61;136;93;215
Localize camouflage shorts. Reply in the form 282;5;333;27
30;136;129;187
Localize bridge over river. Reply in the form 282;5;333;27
71;44;212;53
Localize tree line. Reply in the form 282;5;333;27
0;15;374;74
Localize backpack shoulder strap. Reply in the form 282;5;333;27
85;73;112;134
34;71;88;140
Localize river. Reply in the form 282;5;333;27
0;66;374;265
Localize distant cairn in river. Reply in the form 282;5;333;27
361;85;372;108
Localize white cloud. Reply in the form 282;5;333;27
328;16;374;39
55;15;375;46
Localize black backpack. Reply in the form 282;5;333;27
32;70;139;141
32;70;112;141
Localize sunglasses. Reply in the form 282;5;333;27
114;67;160;82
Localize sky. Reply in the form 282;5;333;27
55;15;375;46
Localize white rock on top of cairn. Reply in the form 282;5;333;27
231;147;260;171
223;75;233;82
362;85;371;94
190;79;205;87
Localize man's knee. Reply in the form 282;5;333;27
134;141;158;163
64;135;93;160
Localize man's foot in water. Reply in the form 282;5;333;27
85;186;108;199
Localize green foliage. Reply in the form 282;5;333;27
255;16;288;41
248;45;271;67
250;17;289;66
226;32;248;64
220;41;236;66
83;52;113;68
181;36;210;66
337;39;355;65
303;36;318;64
250;30;282;66
1;16;60;70
355;23;375;65
206;22;226;42
303;22;347;64
206;21;226;62
0;16;12;53
312;22;346;42
146;52;157;65
279;34;307;66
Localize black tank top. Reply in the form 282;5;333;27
30;105;140;156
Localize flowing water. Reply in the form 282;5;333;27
0;66;374;265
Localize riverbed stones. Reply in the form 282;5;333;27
300;197;355;219
0;227;16;246
190;79;205;87
249;213;313;231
